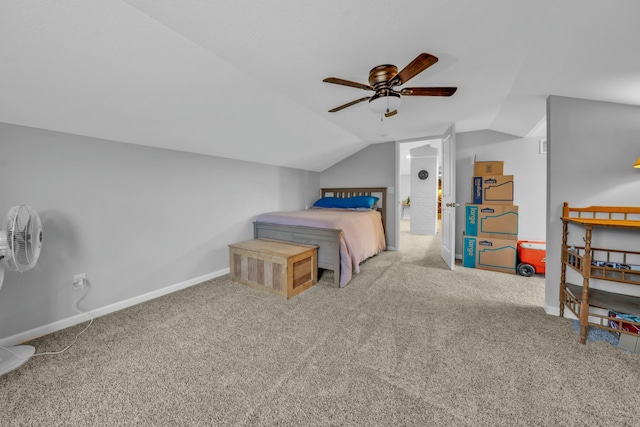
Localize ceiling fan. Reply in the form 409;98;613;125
323;52;457;117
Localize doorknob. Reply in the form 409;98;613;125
445;202;460;208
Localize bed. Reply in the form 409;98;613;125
253;187;387;288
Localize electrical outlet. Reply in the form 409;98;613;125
73;273;88;289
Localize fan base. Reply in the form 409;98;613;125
368;64;398;87
0;345;35;376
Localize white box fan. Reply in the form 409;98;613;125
0;205;43;376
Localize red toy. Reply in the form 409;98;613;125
517;240;546;276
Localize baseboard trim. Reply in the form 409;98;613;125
544;304;577;320
543;303;560;317
0;268;230;347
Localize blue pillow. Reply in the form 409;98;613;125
312;196;379;210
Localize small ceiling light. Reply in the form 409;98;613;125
634;157;640;168
369;91;401;114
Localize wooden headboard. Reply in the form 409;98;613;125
321;187;388;231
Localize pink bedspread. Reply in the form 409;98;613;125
254;208;386;287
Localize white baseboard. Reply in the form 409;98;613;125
543;303;578;320
543;303;560;316
0;268;230;348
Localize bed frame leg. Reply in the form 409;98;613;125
334;249;341;287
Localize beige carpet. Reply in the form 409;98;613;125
1;220;639;426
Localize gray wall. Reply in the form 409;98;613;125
0;123;320;342
455;130;547;255
320;142;397;249
545;96;640;314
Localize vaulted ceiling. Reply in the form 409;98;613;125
2;1;639;171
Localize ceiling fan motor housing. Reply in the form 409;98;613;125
368;65;402;114
368;65;398;89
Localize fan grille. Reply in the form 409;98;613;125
1;205;43;272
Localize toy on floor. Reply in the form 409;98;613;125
517;240;546;276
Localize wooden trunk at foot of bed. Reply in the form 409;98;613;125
253;223;341;287
229;239;318;299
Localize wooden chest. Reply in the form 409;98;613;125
228;239;318;299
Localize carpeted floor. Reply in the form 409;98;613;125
1;220;639;426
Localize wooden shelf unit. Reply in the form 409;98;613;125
559;203;640;344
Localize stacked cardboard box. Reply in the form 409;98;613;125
463;160;518;274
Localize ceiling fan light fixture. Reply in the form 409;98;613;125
369;92;401;114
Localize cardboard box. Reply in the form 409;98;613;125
465;204;518;240
463;236;517;274
473;175;514;205
474;161;504;176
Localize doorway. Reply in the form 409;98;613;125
397;138;442;250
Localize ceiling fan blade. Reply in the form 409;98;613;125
391;53;439;86
323;77;373;91
400;87;457;96
384;110;398;118
328;97;371;112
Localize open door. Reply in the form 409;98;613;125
440;125;457;269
